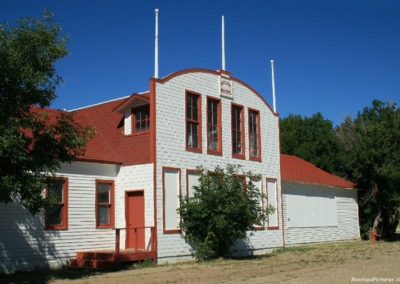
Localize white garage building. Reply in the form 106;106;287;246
281;154;360;245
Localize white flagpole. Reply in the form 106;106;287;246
222;15;226;71
154;8;159;79
271;60;276;113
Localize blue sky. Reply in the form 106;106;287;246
3;0;400;125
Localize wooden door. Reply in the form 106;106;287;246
125;191;145;250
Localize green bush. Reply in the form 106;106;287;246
179;165;274;260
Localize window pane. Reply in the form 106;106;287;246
135;121;141;130
187;94;198;121
47;204;63;225
49;182;63;202
133;106;150;132
208;126;217;150
207;99;220;152
231;106;243;155
98;205;110;225
236;132;242;154
136;111;142;122
250;135;258;156
249;111;259;158
98;183;110;203
187;122;198;148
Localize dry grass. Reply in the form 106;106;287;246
3;240;400;284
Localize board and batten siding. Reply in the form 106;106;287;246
282;181;360;245
0;161;119;273
154;70;283;262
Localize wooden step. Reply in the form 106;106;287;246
76;252;115;261
68;249;157;270
69;258;117;270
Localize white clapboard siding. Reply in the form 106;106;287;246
154;70;282;262
282;181;360;245
0;161;119;273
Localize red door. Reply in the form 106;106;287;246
126;191;145;250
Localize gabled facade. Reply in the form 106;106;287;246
0;68;359;273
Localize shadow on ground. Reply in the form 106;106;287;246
0;264;140;284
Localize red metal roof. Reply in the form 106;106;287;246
280;154;355;188
31;104;356;188
72;96;151;165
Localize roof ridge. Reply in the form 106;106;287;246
70;96;130;112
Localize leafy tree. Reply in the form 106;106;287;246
0;10;93;214
280;112;341;173
179;165;273;260
337;100;400;239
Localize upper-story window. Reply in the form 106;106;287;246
132;105;150;133
207;97;222;155
186;92;202;152
45;178;68;230
249;109;261;161
231;103;245;159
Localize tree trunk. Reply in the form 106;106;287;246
372;211;382;238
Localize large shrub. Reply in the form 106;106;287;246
179;165;274;260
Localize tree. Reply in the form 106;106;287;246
280;112;341;173
0;10;93;214
337;100;400;239
179;165;273;260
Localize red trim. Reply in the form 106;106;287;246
113;92;150;113
45;177;68;230
95;179;115;229
277;120;285;247
149;78;158;260
186;169;201;197
206;96;222;156
266;178;279;230
185;90;202;153
248;108;262;162
231;103;245;159
162;167;182;234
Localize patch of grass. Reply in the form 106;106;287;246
133;259;156;269
272;245;315;255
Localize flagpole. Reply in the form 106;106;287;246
222;15;226;71
271;60;276;113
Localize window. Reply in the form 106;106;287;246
207;97;222;155
187;169;201;198
163;167;181;233
231;104;245;158
132;105;150;132
45;178;68;230
249;109;261;161
251;178;263;229
96;180;114;228
266;178;279;229
186;92;202;152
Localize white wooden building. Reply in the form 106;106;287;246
0;69;359;273
281;154;360;245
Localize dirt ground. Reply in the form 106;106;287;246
5;240;400;284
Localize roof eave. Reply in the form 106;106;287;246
282;179;356;190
